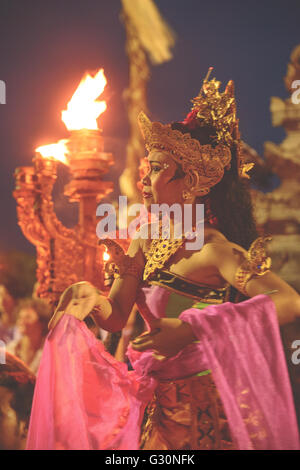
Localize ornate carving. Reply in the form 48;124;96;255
13;130;114;306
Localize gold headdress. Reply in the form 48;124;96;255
138;68;253;197
138;111;231;197
190;68;254;179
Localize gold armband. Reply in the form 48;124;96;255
235;237;272;296
98;239;143;281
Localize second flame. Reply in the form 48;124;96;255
36;139;69;164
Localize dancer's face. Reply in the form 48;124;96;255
141;151;186;206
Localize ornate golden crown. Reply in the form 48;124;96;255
192;77;236;147
190;69;253;179
138;111;231;197
138;69;253;197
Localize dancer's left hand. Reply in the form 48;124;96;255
130;318;197;360
49;282;103;330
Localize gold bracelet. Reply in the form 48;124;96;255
99;239;143;281
235;237;272;296
111;254;143;281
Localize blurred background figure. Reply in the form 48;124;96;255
6;298;51;374
0;285;17;344
0;352;35;450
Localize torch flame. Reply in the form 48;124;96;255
35;140;69;164
61;69;107;130
103;251;110;262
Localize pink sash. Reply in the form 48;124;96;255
26;294;299;450
179;295;300;450
26;315;152;450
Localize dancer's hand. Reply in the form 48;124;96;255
64;282;102;319
48;282;103;330
130;318;196;360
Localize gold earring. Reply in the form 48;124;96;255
182;190;191;200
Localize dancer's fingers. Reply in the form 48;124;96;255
130;339;153;351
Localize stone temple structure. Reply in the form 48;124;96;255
252;44;300;427
251;45;300;294
244;45;300;426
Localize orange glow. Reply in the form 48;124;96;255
103;251;110;262
61;69;107;130
35;140;69;164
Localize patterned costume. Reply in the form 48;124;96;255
26;71;299;450
26;279;299;450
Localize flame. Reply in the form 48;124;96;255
61;69;107;130
103;251;110;262
35;140;69;164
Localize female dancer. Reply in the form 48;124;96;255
27;74;300;450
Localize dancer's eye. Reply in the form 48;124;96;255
151;166;161;173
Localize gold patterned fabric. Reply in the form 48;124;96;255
140;373;234;450
144;237;185;281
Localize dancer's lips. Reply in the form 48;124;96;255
142;191;153;199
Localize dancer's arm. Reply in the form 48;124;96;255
207;240;300;325
91;237;145;332
131;238;300;357
48;238;145;332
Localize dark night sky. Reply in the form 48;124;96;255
0;0;299;254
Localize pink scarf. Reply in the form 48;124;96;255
26;294;299;450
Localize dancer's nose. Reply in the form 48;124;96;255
141;173;151;187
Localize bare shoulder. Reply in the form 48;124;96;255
201;231;248;268
193;237;248;287
204;225;227;244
